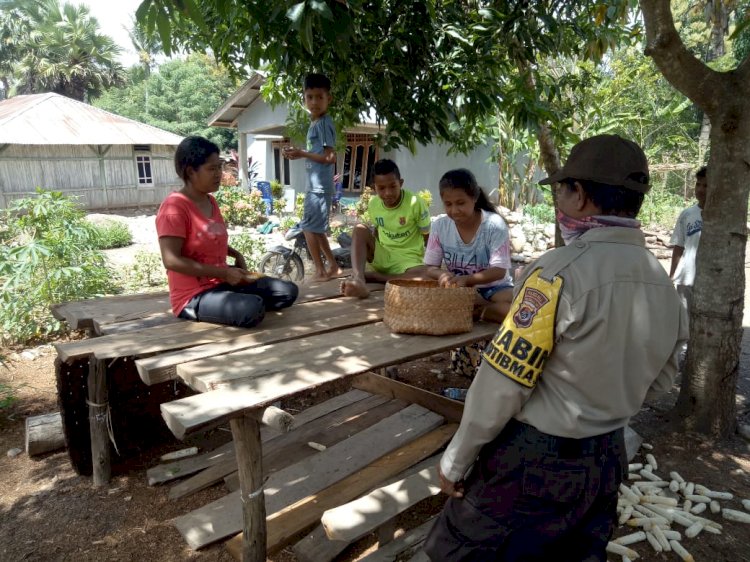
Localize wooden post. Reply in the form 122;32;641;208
87;357;111;486
230;414;266;562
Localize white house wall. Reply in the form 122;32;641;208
0;144;181;210
383;142;498;213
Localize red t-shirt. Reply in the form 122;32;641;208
155;192;229;316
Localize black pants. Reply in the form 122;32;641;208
425;419;626;562
178;277;298;328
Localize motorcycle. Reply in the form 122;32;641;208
258;225;352;282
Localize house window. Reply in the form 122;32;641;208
341;134;377;192
271;140;292;185
134;145;153;186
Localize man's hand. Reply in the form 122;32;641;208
282;146;303;160
438;465;465;498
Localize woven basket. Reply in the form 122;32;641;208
384;279;475;335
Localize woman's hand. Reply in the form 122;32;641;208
224;267;250;286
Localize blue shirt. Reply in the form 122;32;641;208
305;113;336;194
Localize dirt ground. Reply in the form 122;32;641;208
1;345;750;562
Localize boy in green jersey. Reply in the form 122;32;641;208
341;159;431;298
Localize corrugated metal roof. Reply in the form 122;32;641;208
207;74;265;129
0;93;185;145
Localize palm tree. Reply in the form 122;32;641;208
125;15;162;79
10;0;125;101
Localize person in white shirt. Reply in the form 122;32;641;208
670;166;707;313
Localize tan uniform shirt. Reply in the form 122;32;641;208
441;227;689;482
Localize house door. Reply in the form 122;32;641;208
341;134;378;193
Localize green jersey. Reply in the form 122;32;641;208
367;189;431;274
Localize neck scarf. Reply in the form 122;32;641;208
556;210;641;245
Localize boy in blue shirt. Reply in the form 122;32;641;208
283;73;341;281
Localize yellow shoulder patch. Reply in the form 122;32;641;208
482;269;563;388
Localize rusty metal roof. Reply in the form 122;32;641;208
0;93;184;145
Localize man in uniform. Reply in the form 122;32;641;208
424;134;688;561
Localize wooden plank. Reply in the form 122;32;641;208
173;404;443;550
170;393;397;500
25;412;65;456
321;465;441;542
292;455;440;562
148;389;372;486
222;396;405;494
95;313;181;335
54;279;382;331
60;293;383;365
358;518;435;562
55;320;244;363
136;293;384;385
352;372;465;424
230;415;265;561
53;291;171;329
163;322;496;439
147;441;235;486
226;424;457;558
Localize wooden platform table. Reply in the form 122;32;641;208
157;315;497;561
51;279;384;485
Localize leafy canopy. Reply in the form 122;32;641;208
137;0;640;151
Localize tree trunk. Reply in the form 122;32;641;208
675;103;749;436
536;124;563;248
641;0;750;438
697;2;728;163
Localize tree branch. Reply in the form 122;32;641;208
640;0;722;116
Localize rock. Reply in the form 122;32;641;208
7;448;22;458
738;424;750;441
534;236;548;252
20;350;37;361
544;224;555;238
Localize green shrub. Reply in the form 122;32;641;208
91;219;133;249
0;381;18;410
270;179;285;199
295;193;306;220
640;188;685;230
214;186;266;227
0;190;117;345
229;232;267;270
280;215;298;231
121;250;167;291
417;189;433;209
521;202;555;224
273;198;286;217
355;187;374;223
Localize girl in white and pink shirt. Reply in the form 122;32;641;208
424;168;513;323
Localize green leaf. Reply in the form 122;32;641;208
310;0;334;21
287;2;306;25
155;9;172;56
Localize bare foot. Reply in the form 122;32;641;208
326;266;345;278
341;277;370;298
311;272;330;283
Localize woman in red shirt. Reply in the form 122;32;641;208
156;136;298;327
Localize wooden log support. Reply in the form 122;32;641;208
25;412;65;456
88;357;111;486
230;414;266;562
